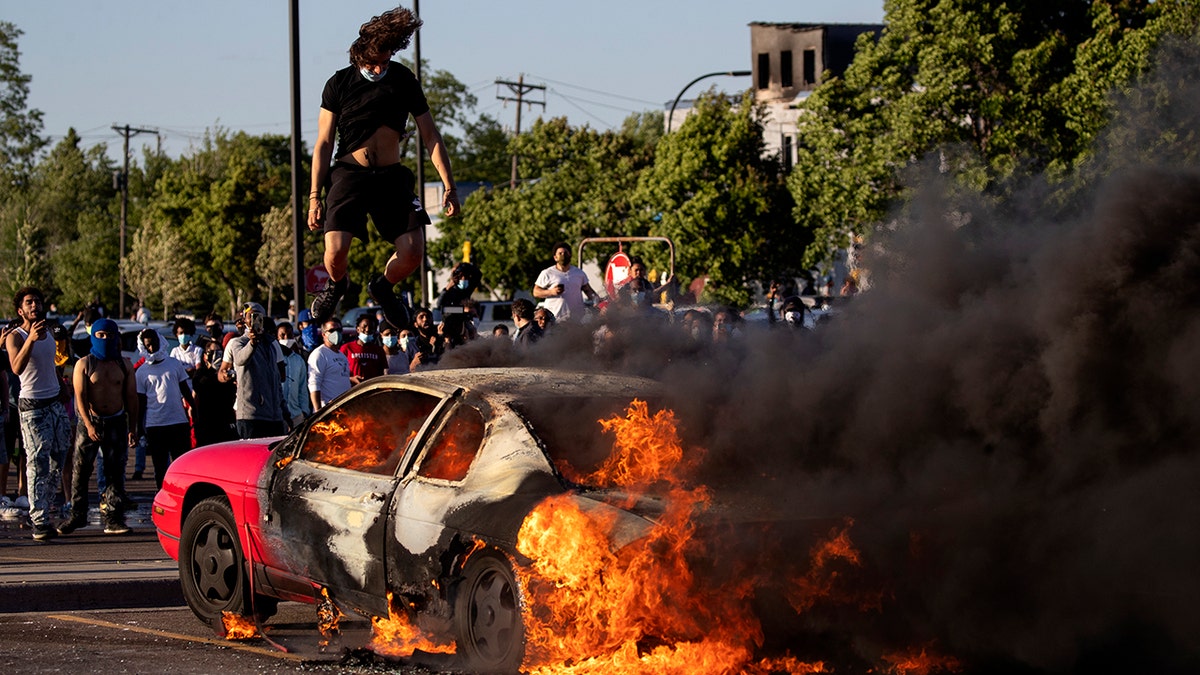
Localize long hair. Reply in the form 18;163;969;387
349;6;422;67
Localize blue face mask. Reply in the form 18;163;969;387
89;319;122;361
382;335;399;349
360;65;388;82
358;331;375;344
179;333;193;347
456;279;469;290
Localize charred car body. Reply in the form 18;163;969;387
152;367;664;671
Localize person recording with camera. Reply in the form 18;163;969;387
436;262;481;348
224;303;287;440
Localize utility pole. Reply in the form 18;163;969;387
289;0;304;317
415;0;430;308
495;75;545;188
112;124;159;319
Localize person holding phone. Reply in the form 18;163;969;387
224;303;286;440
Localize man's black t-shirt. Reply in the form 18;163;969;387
321;62;430;159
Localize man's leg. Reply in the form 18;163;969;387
59;424;96;533
368;229;424;330
21;404;68;539
311;231;353;324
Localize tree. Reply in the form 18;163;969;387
123;218;198;321
0;22;47;186
631;91;798;306
788;0;1193;267
144;129;292;316
429;114;659;297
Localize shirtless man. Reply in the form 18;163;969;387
307;6;460;330
60;318;138;535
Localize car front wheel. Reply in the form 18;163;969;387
178;496;275;628
454;550;525;673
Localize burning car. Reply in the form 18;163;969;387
153;367;681;671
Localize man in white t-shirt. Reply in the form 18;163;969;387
134;329;193;490
532;241;599;322
307;319;351;410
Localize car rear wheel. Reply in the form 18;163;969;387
179;496;276;628
454;550;525;673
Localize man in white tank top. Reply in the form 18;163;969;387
5;288;70;541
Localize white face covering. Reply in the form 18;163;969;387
360;65;388;82
279;338;296;349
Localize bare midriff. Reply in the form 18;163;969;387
337;126;404;167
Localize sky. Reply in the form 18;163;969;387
5;1;884;162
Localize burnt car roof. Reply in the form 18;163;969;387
353;367;660;402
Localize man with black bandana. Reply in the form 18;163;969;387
60;318;138;535
307;6;460;330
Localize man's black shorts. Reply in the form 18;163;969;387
324;161;432;242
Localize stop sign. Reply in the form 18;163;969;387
305;264;330;294
604;251;632;298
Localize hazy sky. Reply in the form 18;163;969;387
6;1;884;160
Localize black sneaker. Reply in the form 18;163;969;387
131;471;143;480
104;520;131;535
367;274;410;330
32;526;57;541
311;276;348;325
57;516;88;535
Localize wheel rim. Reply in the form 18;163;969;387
189;518;239;604
465;563;520;662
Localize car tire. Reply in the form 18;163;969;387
178;496;276;628
454;550;525;673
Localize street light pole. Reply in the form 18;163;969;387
666;70;751;133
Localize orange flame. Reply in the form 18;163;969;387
881;645;964;675
368;591;456;657
307;411;415;473
221;611;258;640
514;399;826;674
788;519;884;614
317;587;344;642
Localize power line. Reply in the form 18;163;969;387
527;74;661;106
496;75;546;188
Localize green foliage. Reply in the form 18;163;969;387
631;91;797;306
789;0;1194;268
144;129;292;316
0;22;46;185
429;115;658;297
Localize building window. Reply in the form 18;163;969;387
757;53;770;90
782;135;794;171
781;50;793;89
803;49;816;86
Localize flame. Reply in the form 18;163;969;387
221;611;258;640
368;591;456;657
306;410;415;473
788;519;884;614
514;399;827;674
419;410;482;481
317;587;344;644
881;645;964;674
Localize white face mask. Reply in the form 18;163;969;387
279;338;295;349
398;336;411;351
359;65;388;82
326;330;342;347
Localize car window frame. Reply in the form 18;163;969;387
276;380;462;480
404;396;492;485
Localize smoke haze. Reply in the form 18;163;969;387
438;38;1200;673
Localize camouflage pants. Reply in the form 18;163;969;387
19;400;70;529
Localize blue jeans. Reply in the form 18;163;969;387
19;399;70;529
